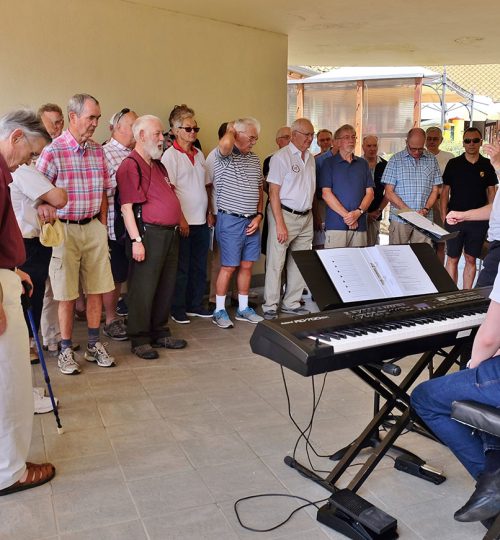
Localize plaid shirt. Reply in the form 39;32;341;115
382;148;442;223
103;138;131;239
36;130;111;221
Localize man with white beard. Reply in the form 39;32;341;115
116;115;188;360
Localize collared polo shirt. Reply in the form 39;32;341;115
267;142;316;212
381;148;442;223
214;146;262;215
104;137;131;240
443;153;497;211
36;130;111;221
319;153;374;232
161;142;208;225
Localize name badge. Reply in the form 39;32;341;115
292;164;300;173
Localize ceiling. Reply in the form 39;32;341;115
129;0;500;66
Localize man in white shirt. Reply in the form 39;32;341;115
262;118;318;319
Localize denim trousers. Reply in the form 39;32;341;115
411;356;500;479
171;224;209;316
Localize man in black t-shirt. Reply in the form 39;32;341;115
441;127;497;288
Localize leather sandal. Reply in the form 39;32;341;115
0;462;55;496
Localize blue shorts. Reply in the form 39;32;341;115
216;212;261;267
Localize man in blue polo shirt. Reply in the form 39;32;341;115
319;124;374;248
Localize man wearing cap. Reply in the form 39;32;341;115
102;108;138;340
37;93;116;375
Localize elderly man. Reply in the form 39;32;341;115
319;124;374;248
362;134;388;246
117;115;187;360
382;127;442;245
38;103;64;140
0;109;55;496
262;118;317;319
37;94;115;374
212;118;264;328
102;107;138;340
441;128;497;289
263;126;291;179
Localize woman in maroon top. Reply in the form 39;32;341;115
0;109;56;496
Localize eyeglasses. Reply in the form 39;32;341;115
178;126;200;133
22;135;41;162
277;135;291;140
336;135;357;140
238;131;258;143
463;137;481;144
295;130;315;138
113;108;130;127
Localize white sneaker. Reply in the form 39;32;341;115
33;388;59;414
84;341;116;368
58;348;81;375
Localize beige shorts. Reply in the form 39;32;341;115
49;219;114;301
388;221;432;246
325;230;367;248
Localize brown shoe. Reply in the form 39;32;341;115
0;462;55;496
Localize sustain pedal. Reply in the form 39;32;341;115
317;489;398;540
394;454;445;485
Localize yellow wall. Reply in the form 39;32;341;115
0;0;287;161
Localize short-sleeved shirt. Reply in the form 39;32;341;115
36;130;111;221
487;176;500;242
381;148;442;223
116;150;181;226
318;153;374;232
267;142;316;212
0;154;25;268
443;153;497;211
213;147;262;215
103;137;131;240
161;142;208;225
434;150;455;174
10;164;55;238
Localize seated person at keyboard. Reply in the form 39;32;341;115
411;269;500;526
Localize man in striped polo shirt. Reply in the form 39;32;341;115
212;118;264;328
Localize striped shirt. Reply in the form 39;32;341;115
103;138;131;239
381;148;442;223
213;147;262;215
36;130;111;221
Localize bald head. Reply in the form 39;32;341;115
406;128;426;159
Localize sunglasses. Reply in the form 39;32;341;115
113;108;130;126
179;126;200;133
463;137;481;144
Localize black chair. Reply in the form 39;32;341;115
451;400;500;540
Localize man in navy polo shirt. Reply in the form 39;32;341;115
319;124;374;248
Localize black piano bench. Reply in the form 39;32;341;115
451;400;500;540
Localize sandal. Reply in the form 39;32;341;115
0;462;55;496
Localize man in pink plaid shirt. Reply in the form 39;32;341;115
37;94;115;375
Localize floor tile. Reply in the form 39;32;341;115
0;496;56;540
59;520;147;539
98;398;161;427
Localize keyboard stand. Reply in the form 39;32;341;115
284;340;470;537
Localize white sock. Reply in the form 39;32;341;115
238;294;249;311
216;295;226;312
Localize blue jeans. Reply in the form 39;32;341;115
172;224;209;315
411;356;500;479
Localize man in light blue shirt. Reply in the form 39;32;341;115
382;127;442;245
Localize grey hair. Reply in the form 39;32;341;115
334;124;355;139
362;134;379;143
67;93;99;117
291;118;313;131
0;108;51;142
171;111;195;129
132;115;163;140
233;117;261;134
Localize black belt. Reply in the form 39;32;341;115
219;209;257;219
63;213;99;225
144;223;178;231
281;204;310;216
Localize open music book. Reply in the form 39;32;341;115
397;210;458;242
316;245;438;303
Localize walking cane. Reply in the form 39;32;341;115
21;282;64;435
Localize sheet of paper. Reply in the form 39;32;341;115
398;210;449;237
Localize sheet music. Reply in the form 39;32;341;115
316;245;437;303
398;210;449;238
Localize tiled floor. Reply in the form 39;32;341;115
2;298;487;540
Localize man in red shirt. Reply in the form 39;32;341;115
117;115;188;359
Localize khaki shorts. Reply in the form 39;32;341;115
388;221;432;246
325;230;367;248
49;219;114;301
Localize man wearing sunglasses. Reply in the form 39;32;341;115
441;128;497;289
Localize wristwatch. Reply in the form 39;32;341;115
132;236;142;243
357;207;364;215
